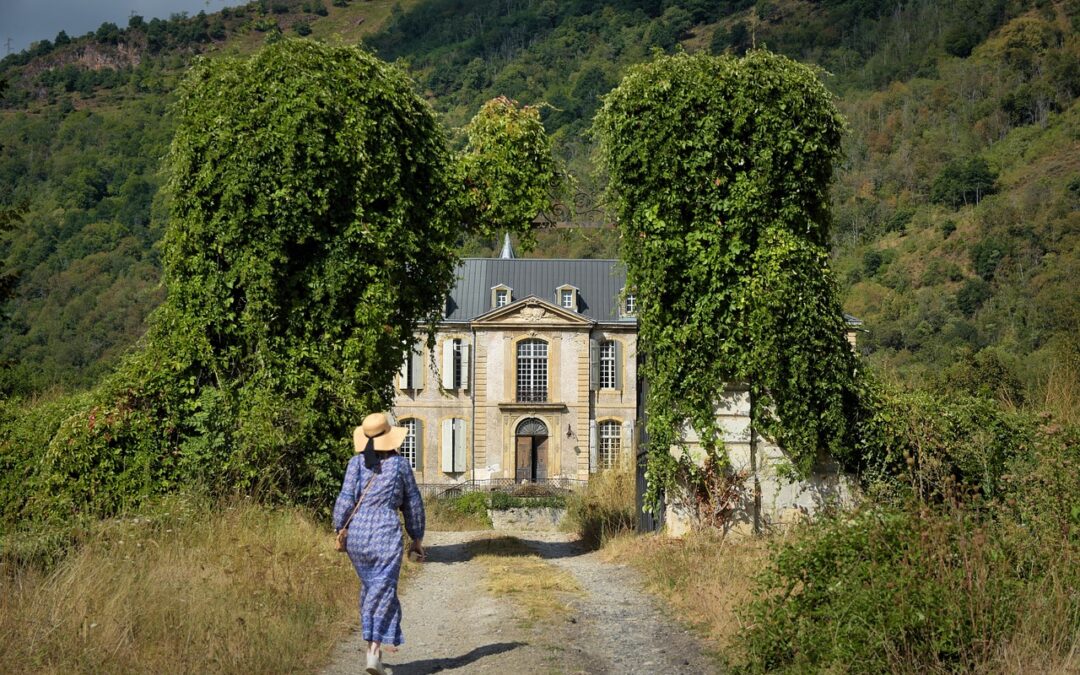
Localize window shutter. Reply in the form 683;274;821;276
441;339;455;389
453;419;467;472
411;341;424;390
614;340;624;390
398;353;410;389
589;339;600;391
589;420;598;474
414;419;424;470
460;342;470;391
441;419;453;473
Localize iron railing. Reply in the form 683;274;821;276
515;387;548;403
417;476;587;500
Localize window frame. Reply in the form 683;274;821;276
598;420;621;470
599;340;617;389
400;418;419;469
516;338;548;403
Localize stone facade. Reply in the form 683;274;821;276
392;261;637;486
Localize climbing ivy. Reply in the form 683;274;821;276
33;40;462;517
454;96;563;251
594;50;861;512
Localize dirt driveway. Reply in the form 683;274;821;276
321;530;717;674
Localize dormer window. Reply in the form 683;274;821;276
621;287;637;316
555;284;578;312
491;284;512;309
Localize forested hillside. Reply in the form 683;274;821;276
1;0;1077;400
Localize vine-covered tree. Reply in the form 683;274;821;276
34;40;465;516
594;50;861;511
454;96;563;251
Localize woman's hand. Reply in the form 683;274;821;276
408;539;425;562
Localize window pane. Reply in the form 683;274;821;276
625;294;636;314
453;338;462;389
599;421;620;470
516;339;548;402
561;290;573;308
600;340;616;389
401;419;417;468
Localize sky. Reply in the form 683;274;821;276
1;0;235;55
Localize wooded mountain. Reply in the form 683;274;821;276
1;0;1077;399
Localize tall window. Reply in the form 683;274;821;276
624;293;636;315
599;421;620;470
496;289;509;307
516;339;548;402
599;341;617;389
400;419;418;468
561;289;574;309
452;338;463;389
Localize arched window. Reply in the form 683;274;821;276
598;420;620;470
515;418;548;437
400;418;421;469
516;339;548;402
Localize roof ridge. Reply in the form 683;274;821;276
460;257;622;262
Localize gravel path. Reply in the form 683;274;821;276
321;530;717;674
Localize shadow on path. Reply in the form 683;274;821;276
421;535;586;564
388;641;526;674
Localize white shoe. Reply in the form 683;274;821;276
365;650;385;675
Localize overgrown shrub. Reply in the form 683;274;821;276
424;492;491;531
739;505;1028;672
738;403;1079;673
10;40;460;524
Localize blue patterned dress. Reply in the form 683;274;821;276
332;452;425;646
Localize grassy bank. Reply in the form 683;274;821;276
0;495;358;673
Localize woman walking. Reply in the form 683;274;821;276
333;412;426;675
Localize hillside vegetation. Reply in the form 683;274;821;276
1;0;1077;401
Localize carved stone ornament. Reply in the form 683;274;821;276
522;306;547;322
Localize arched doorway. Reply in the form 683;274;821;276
515;418;548;482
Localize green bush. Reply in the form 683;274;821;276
739;420;1080;673
956;277;991;315
740;506;1025;673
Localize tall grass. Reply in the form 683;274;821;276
0;495;357;674
565;465;636;548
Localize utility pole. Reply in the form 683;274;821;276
4;38;12;56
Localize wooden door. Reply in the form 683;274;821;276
535;436;548;481
515;436;532;482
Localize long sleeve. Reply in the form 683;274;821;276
332;455;362;531
399;458;425;542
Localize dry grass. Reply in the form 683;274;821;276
565;465;636;548
603;531;771;656
466;536;580;623
981;552;1080;674
0;495;358;674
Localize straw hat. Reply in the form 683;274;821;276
354;412;408;453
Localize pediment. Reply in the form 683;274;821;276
472;296;594;327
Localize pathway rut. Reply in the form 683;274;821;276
321;530;716;674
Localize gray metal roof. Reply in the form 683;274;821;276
445;258;634;324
